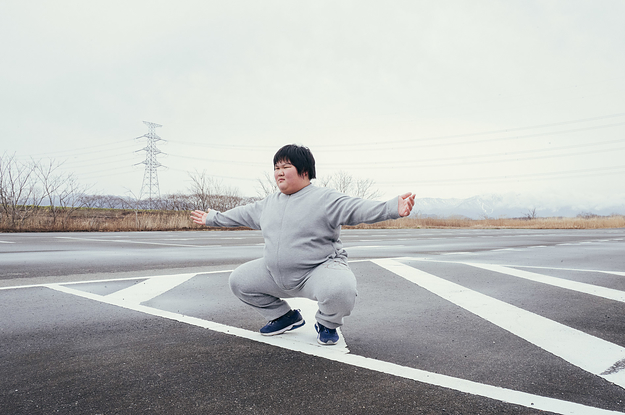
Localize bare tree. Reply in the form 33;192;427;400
256;171;279;198
577;211;599;219
80;194;103;209
316;171;381;200
160;193;194;211
57;177;89;228
330;170;353;194
354;177;382;200
315;174;332;188
188;170;244;211
256;169;380;200
524;207;538;220
35;159;89;227
0;153;39;228
188;170;217;211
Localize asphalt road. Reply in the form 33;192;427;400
1;228;625;414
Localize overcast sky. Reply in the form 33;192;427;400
2;1;624;209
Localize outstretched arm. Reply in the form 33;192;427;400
190;210;209;225
398;192;416;217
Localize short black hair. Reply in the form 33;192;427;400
273;144;316;180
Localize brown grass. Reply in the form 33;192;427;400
1;208;624;232
0;208;195;232
350;215;625;230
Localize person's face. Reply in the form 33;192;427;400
274;160;310;195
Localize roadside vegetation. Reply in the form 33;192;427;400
1;207;623;232
1;153;623;232
354;215;625;230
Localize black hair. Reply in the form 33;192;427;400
273;144;316;180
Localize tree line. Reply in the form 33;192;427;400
0;153;380;230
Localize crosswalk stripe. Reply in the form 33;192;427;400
45;281;623;415
105;273;198;304
372;259;625;390
466;263;625;303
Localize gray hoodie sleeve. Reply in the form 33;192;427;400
325;190;400;228
204;199;265;230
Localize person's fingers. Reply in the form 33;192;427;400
190;210;207;224
398;193;416;217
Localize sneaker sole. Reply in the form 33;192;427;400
317;338;338;345
314;324;339;345
260;319;305;336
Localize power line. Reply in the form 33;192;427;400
168;112;625;151
376;165;625;186
322;139;625;170
324;121;625;152
19;138;133;158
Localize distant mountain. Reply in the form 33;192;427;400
409;193;625;219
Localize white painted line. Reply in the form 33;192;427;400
287;297;349;353
44;282;623;415
372;259;625;390
105;273;199;304
441;252;475;255
55;236;211;248
391;257;625;278
514;265;625;278
0;270;233;291
465;263;625;303
347;245;388;249
0;240;15;244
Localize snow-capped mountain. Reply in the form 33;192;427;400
409;193;625;219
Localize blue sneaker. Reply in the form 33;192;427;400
260;309;305;336
315;323;339;345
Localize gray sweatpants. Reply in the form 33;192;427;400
228;257;358;329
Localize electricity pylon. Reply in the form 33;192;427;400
136;121;165;209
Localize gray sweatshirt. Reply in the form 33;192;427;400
205;184;400;289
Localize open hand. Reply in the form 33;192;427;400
398;193;415;217
190;210;209;225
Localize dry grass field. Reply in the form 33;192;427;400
354;215;625;230
1;208;624;232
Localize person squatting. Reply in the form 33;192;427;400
190;144;415;345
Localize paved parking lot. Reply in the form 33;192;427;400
1;229;624;414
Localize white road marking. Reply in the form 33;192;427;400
372;259;625;390
466;263;625;303
0;241;15;243
42;281;623;415
0;270;232;291
347;245;388;249
55;236;211;248
513;265;625;278
287;297;349;353
392;257;625;278
105;273;198;304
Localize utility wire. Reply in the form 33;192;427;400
376;165;625;186
169;112;625;151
